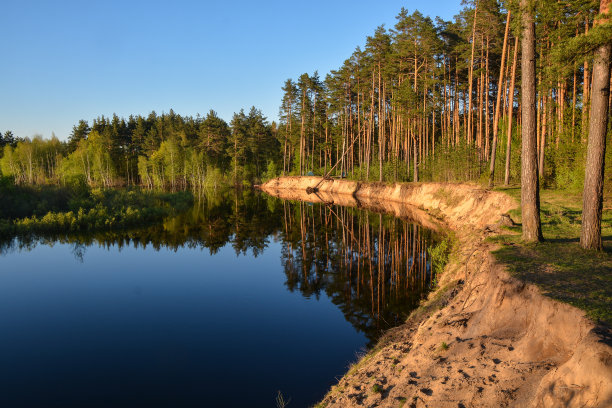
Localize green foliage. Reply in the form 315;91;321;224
418;142;485;183
1;136;64;184
0;180;73;220
202;167;228;193
0;183;193;237
550;16;612;71
67;120;90;154
549;141;586;192
263;160;279;181
60;130;116;187
428;236;452;287
371;384;383;394
3;106;281;190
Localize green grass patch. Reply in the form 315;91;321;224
371;384;383;394
432;187;462;207
491;187;612;326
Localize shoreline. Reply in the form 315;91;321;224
259;176;612;407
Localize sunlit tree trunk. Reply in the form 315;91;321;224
466;3;479;145
581;18;591;143
571;61;577;143
488;10;511;187
300;88;306;175
539;90;548;179
484;36;490;160
504;37;519;185
581;0;611;250
520;0;543;243
379;62;383;181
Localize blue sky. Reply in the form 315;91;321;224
1;0;461;141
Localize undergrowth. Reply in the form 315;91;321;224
0;181;193;237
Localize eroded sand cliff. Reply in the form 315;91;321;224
260;176;612;408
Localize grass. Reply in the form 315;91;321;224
371;384;383;394
346;348;378;377
432;187;462;207
491;187;612;327
275;390;291;408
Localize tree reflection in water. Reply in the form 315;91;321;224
279;199;441;344
1;189;443;344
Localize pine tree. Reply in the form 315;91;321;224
200;110;230;169
580;0;611;250
520;0;543;243
67;120;90;154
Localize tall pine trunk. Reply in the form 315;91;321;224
581;19;591;143
379;62;383;182
300;89;306;175
581;0;611;250
466;3;479;145
504;37;519;185
520;0;543;242
488;10;511;187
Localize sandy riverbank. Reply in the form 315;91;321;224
259;176;612;408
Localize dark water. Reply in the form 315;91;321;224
0;191;443;407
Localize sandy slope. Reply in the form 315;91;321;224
260;176;612;408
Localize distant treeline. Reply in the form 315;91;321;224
0;107;280;191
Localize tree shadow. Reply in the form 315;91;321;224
493;241;612;327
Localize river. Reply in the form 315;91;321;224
0;190;442;407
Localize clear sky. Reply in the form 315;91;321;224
1;0;461;141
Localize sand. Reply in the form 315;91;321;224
259;176;612;408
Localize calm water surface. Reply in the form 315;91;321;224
0;191;442;407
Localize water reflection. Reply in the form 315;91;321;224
1;190;442;344
279;200;439;343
